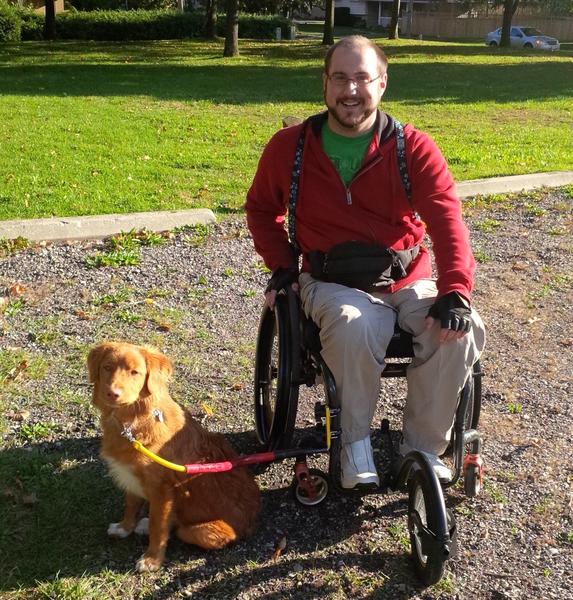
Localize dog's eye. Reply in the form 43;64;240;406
102;365;113;372
131;370;141;376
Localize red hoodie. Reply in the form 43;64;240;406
245;111;475;299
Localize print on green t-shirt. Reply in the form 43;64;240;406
321;123;373;186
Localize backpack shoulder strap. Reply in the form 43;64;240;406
287;122;306;254
393;120;412;205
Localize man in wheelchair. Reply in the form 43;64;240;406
245;35;486;491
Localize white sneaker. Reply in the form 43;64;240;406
399;440;452;482
341;436;379;490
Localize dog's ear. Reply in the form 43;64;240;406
87;344;112;383
140;346;173;396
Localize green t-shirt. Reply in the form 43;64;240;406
321;123;373;186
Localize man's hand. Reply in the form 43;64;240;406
264;268;299;309
425;292;472;344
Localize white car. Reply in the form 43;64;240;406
485;26;560;51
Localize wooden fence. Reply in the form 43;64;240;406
411;13;573;42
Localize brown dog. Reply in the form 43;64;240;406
87;342;260;573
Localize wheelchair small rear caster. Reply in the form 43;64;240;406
463;453;484;497
293;467;329;507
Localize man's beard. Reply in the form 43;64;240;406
327;101;376;130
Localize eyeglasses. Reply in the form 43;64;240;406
328;74;382;88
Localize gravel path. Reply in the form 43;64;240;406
0;188;572;599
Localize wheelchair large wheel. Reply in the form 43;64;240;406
407;469;448;586
254;291;299;450
464;360;482;431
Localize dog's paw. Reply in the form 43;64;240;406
134;517;149;536
135;555;162;573
107;522;132;538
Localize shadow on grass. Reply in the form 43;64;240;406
0;428;431;596
0;42;571;105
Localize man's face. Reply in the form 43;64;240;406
323;45;387;137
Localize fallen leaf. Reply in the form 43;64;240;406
231;382;244;391
511;262;528;272
13;410;30;422
22;493;38;506
201;403;214;416
7;360;28;381
157;322;171;332
75;309;93;321
272;536;287;562
9;283;26;296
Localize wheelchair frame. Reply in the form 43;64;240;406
254;286;484;585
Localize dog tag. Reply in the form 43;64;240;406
152;408;165;423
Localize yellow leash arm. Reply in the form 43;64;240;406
131;440;186;473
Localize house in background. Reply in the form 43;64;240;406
16;0;65;14
335;0;432;28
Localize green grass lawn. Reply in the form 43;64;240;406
0;37;572;220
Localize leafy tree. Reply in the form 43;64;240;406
500;0;519;46
204;0;217;38
389;0;400;39
451;0;573;17
224;0;238;55
44;0;56;39
322;0;333;45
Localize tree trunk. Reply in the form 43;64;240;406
389;0;400;40
322;0;334;46
223;0;239;57
43;0;56;40
500;0;519;47
205;0;217;39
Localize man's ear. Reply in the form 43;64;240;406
140;346;172;396
379;72;388;96
87;344;112;383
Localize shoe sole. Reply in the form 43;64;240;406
340;481;379;492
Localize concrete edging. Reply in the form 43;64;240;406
0;172;571;242
0;209;216;243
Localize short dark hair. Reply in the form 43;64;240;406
324;36;388;76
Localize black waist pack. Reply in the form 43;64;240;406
307;241;419;292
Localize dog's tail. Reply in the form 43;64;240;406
175;520;237;550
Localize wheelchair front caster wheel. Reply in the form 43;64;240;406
293;468;329;507
408;470;448;585
464;463;482;498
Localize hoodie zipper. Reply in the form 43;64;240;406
345;153;384;205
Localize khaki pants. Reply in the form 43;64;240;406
299;274;486;455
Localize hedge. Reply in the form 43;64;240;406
0;0;21;42
17;10;291;42
18;8;44;41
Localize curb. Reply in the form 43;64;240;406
455;171;573;199
0;208;216;243
0;172;571;243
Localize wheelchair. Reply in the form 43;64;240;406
253;286;484;585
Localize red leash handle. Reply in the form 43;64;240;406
184;451;277;474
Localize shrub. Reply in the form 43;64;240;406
17;7;44;41
39;10;292;41
55;9;205;41
0;0;21;42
